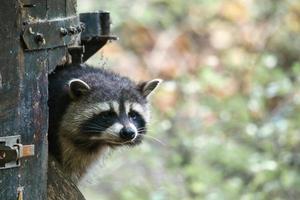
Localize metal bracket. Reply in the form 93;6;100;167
0;135;35;169
22;11;117;62
22;16;81;50
68;45;85;64
77;11;118;63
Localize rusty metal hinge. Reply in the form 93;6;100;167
22;16;81;51
0;135;35;169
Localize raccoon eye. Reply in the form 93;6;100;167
128;110;139;121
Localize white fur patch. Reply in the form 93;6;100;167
131;103;150;122
111;101;120;115
68;79;91;89
89;122;123;140
124;101;131;114
92;102;110;113
89;136;103;140
68;79;91;99
129;122;138;141
108;123;123;135
81;102;110;118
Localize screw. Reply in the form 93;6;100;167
76;26;82;33
60;27;68;36
68;26;77;35
80;23;86;31
0;152;6;160
35;33;45;45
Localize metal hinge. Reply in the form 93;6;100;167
22;16;81;50
0;135;35;169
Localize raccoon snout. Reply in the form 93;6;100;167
119;127;136;140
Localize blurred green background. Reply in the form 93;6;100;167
77;0;300;199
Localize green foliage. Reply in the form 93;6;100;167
78;0;300;199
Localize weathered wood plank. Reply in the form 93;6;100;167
0;1;48;200
48;155;86;200
1;0;85;199
66;0;77;17
21;0;47;20
47;0;66;18
20;50;48;199
48;48;69;73
0;1;23;199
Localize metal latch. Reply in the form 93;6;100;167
0;135;35;169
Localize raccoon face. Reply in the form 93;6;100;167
60;78;161;148
80;101;147;146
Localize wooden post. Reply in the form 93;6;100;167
0;1;80;199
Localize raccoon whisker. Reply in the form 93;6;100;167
81;126;103;132
137;128;147;131
89;136;123;143
137;128;147;132
82;129;119;137
139;128;155;133
137;126;152;130
82;127;112;133
103;140;131;145
92;119;115;125
137;129;149;133
137;134;165;146
106;132;119;137
82;130;103;134
83;125;116;133
83;127;120;138
82;125;103;130
82;128;112;133
84;124;110;130
104;128;121;134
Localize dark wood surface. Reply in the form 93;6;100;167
0;2;22;198
48;155;86;200
0;0;80;199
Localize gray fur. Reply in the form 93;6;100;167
48;64;161;181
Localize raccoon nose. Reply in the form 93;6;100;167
119;127;136;140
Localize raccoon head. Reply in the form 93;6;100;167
60;77;162;149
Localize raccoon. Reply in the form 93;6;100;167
48;64;161;180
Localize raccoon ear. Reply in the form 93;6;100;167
139;79;162;98
68;79;91;98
